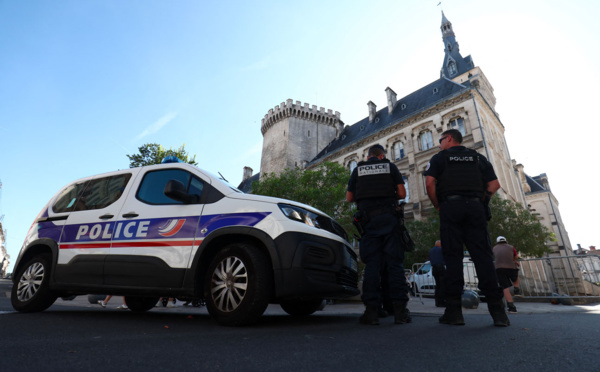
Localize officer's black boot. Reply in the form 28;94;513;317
359;305;380;325
487;298;510;327
393;301;412;324
439;297;465;325
435;298;447;308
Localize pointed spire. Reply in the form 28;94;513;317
439;12;474;79
440;11;454;38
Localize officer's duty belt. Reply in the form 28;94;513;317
363;207;395;218
445;195;481;202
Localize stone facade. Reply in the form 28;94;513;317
260;99;343;176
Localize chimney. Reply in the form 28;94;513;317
367;101;377;122
539;173;550;191
243;166;253;181
385;87;397;114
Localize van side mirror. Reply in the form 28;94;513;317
164;180;196;204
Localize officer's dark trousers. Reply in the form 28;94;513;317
432;264;446;305
439;199;503;301
360;213;409;306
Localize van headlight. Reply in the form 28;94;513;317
278;204;320;228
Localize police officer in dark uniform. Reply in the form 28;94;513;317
425;129;510;327
346;144;411;325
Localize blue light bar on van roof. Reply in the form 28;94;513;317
161;156;184;164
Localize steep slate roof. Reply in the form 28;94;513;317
310;77;472;163
238;173;260;193
526;174;548;194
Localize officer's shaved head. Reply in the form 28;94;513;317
441;129;463;144
368;144;386;157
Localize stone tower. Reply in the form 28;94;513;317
260;99;343;176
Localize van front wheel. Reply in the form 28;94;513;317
204;243;272;326
11;254;57;312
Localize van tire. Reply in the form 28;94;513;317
125;296;160;312
280;299;324;317
205;243;272;326
11;254;57;312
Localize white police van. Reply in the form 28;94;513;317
11;160;359;326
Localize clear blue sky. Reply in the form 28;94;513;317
1;0;599;271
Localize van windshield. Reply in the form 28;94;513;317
416;263;431;275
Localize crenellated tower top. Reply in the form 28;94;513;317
261;99;342;135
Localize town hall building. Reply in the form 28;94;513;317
239;12;572;256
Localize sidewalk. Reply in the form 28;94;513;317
14;289;600;316
320;296;600;316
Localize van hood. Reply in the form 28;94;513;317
227;193;330;218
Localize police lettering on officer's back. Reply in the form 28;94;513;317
357;163;391;176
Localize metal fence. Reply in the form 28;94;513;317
409;255;600;301
518;254;600;299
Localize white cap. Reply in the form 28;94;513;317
496;236;507;243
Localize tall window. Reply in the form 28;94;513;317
448;60;457;76
402;176;410;203
449;117;465;135
349;160;357;173
419;130;434;151
393;142;405;161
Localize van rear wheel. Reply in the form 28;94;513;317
280;299;324;317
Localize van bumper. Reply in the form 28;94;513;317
273;232;360;299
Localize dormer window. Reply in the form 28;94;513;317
448;60;457;76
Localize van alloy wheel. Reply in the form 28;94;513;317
205;243;272;326
11;254;57;312
16;261;45;302
210;256;248;312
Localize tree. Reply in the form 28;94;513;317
405;216;440;270
126;143;197;168
251;162;354;234
404;196;554;269
487;196;554;258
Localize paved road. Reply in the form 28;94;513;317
2;279;599;371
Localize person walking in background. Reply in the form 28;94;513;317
425;129;509;327
98;295;128;309
429;240;446;308
493;236;521;313
347;144;411;326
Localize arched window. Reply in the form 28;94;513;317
449;117;465;135
393;142;405;161
349;160;357;173
419;130;434;151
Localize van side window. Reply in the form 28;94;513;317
76;174;132;211
52;181;90;213
137;169;204;205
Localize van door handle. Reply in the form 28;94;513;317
122;212;139;218
99;214;114;220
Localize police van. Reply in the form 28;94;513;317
11;160;359;326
